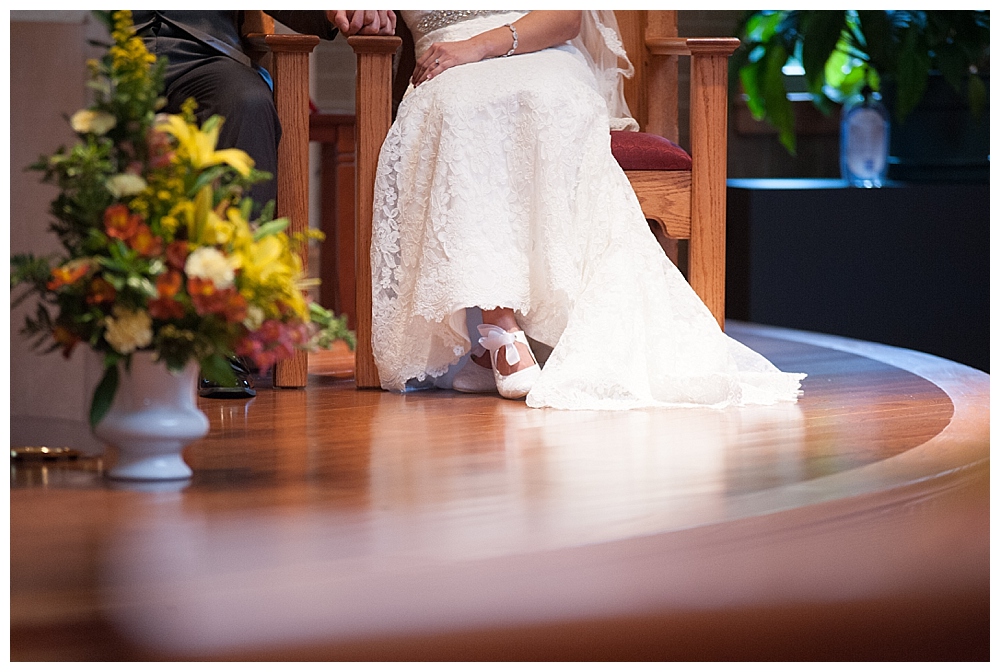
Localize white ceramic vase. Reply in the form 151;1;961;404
94;352;208;481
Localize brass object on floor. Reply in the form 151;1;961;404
10;445;81;460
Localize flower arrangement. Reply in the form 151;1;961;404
10;10;353;427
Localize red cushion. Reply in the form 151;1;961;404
610;130;692;171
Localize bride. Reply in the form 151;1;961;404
370;10;805;410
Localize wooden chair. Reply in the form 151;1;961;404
242;12;320;388
612;12;739;328
348;11;738;389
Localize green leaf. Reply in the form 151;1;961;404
201;115;224;136
239;196;254;224
200;353;238;387
253;217;290;241
824;50;865;101
190;165;228;197
762;44;796;154
126;274;158;298
257;198;276;224
800;11;848;95
967;74;987;119
892;23;930;122
739;66;765;118
89;364;118;429
308;302;356;351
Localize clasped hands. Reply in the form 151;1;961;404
328;10;397;36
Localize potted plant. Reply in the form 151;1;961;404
10;11;353;480
732;10;989;180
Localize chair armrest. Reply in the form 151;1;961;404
243;33;321;58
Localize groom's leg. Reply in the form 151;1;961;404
164;55;282;209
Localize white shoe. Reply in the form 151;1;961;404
477;324;541;400
452;355;497;394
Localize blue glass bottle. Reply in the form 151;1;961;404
840;87;890;188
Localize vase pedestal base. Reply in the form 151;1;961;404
102;443;194;481
93;353;208;482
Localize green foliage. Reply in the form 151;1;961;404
11;10;356;429
732;10;990;154
308;303;356;351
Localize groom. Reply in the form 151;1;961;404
132;10;397;397
133;10;396;208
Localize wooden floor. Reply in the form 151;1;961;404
9;322;990;661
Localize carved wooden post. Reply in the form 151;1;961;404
686;38;739;330
246;33;320;388
348;35;401;389
644;11;679;143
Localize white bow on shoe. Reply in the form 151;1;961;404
477;324;541;399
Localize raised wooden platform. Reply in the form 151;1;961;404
9;322;989;661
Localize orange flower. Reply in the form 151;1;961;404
156;269;183;298
85;276;116;305
103;203;141;240
128;223;163;257
148;297;186;320
151;269;184;321
187;276;226;317
52;324;80;358
47;260;91;290
220;290;248;323
166;240;189;270
187;276;247;322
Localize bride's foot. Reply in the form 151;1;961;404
477;324;541;400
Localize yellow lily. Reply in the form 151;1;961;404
156;114;254;176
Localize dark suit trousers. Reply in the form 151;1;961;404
161;55;281;208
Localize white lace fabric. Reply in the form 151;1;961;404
370;10;805;409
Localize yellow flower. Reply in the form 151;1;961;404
235;233;309;321
103;306;153;354
70;109;117;135
156;114;254;176
201;205;247;247
160;214;179;235
201;210;228;246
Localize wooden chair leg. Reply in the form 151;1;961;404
348;35;401;389
686;40;738;331
259;35;320;388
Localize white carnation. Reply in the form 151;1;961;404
106;173;148;198
104;307;153;354
70;109;117;135
184;247;236;289
244;305;265;331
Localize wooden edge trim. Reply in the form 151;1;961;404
244;33;320;53
346;35;402;54
647;37;740;57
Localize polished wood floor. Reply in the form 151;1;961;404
9;322;990;661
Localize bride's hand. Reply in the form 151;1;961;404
411;39;484;86
410;12;582;87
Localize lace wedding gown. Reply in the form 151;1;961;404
371;10;805;410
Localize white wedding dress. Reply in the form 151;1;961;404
370;10;805;410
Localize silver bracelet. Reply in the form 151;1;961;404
503;22;518;57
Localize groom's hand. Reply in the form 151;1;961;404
328;10;397;36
